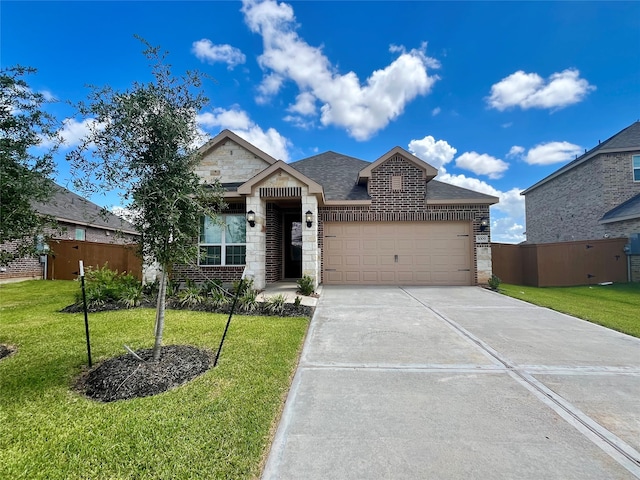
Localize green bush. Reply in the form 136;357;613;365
77;264;142;308
296;275;314;296
488;274;502;291
264;294;286;315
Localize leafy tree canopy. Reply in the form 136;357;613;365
0;66;59;266
67;38;224;360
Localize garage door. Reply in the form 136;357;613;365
323;222;472;285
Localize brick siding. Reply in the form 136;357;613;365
265;203;283;283
526;151;640;243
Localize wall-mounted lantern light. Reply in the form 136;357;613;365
305;210;313;228
479;217;489;232
247;210;256;228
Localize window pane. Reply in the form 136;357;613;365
225;215;246;244
75;228;85;241
200;246;221;265
635;169;640;182
200;216;222;244
633;155;640;168
225;245;246;265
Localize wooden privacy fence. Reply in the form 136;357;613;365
46;240;142;280
492;238;629;287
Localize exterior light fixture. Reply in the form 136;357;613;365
247;210;256;228
479;217;489;232
305;210;313;228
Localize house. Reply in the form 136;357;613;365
0;184;139;281
522;121;640;244
172;130;499;290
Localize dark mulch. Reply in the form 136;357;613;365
75;345;211;402
0;344;16;360
61;297;314;318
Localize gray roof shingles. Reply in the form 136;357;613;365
290;151;497;203
600;192;640;223
34;184;138;234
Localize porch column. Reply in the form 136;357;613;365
245;196;266;290
301;194;319;289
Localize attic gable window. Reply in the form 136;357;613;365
391;175;403;192
633;155;640;182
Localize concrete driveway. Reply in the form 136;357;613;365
262;286;640;479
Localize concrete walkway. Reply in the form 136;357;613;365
262;286;640;479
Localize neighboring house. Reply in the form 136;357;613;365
0;184;139;281
173;130;499;290
522;121;640;243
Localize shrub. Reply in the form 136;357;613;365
264;294;286;315
488;274;501;291
297;275;314;296
238;288;258;313
232;278;254;296
178;285;204;307
77;264;142;308
210;288;231;309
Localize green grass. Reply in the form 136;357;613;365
0;280;308;479
499;282;640;338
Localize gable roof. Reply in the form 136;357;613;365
34;184;138;235
522;121;640;195
237;160;324;197
599;192;640;224
357;146;438;184
290;151;498;205
290;152;370;201
197;129;278;165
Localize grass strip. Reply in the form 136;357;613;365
499;282;640;338
0;280;308;479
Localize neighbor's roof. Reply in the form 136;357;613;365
34;184;138;235
291;151;498;204
599;192;640;224
522;121;640;195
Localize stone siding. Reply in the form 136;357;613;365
526;151;640;243
195;140;271;184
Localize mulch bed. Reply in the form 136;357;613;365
0;344;16;360
61;298;314;318
58;298;312;402
75;345;211;402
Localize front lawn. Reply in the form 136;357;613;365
0;280;308;479
499;282;640;338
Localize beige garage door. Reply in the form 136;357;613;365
323;222;472;285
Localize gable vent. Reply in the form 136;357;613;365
260;187;302;198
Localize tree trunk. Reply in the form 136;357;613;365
152;268;167;361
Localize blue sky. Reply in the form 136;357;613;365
3;1;639;243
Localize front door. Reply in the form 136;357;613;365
284;215;302;279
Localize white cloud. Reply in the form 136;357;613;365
431;107;441;116
506;145;524;158
288;92;317;115
487;69;595;111
408;135;456;171
455;151;508;179
55;118;103;148
192;39;246;69
241;0;440;140
197;107;291;161
437;172;526;243
525;141;582;165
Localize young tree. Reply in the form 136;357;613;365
0;66;58;265
68;39;224;361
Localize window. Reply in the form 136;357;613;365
75;228;86;241
199;215;246;266
633;155;640;182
